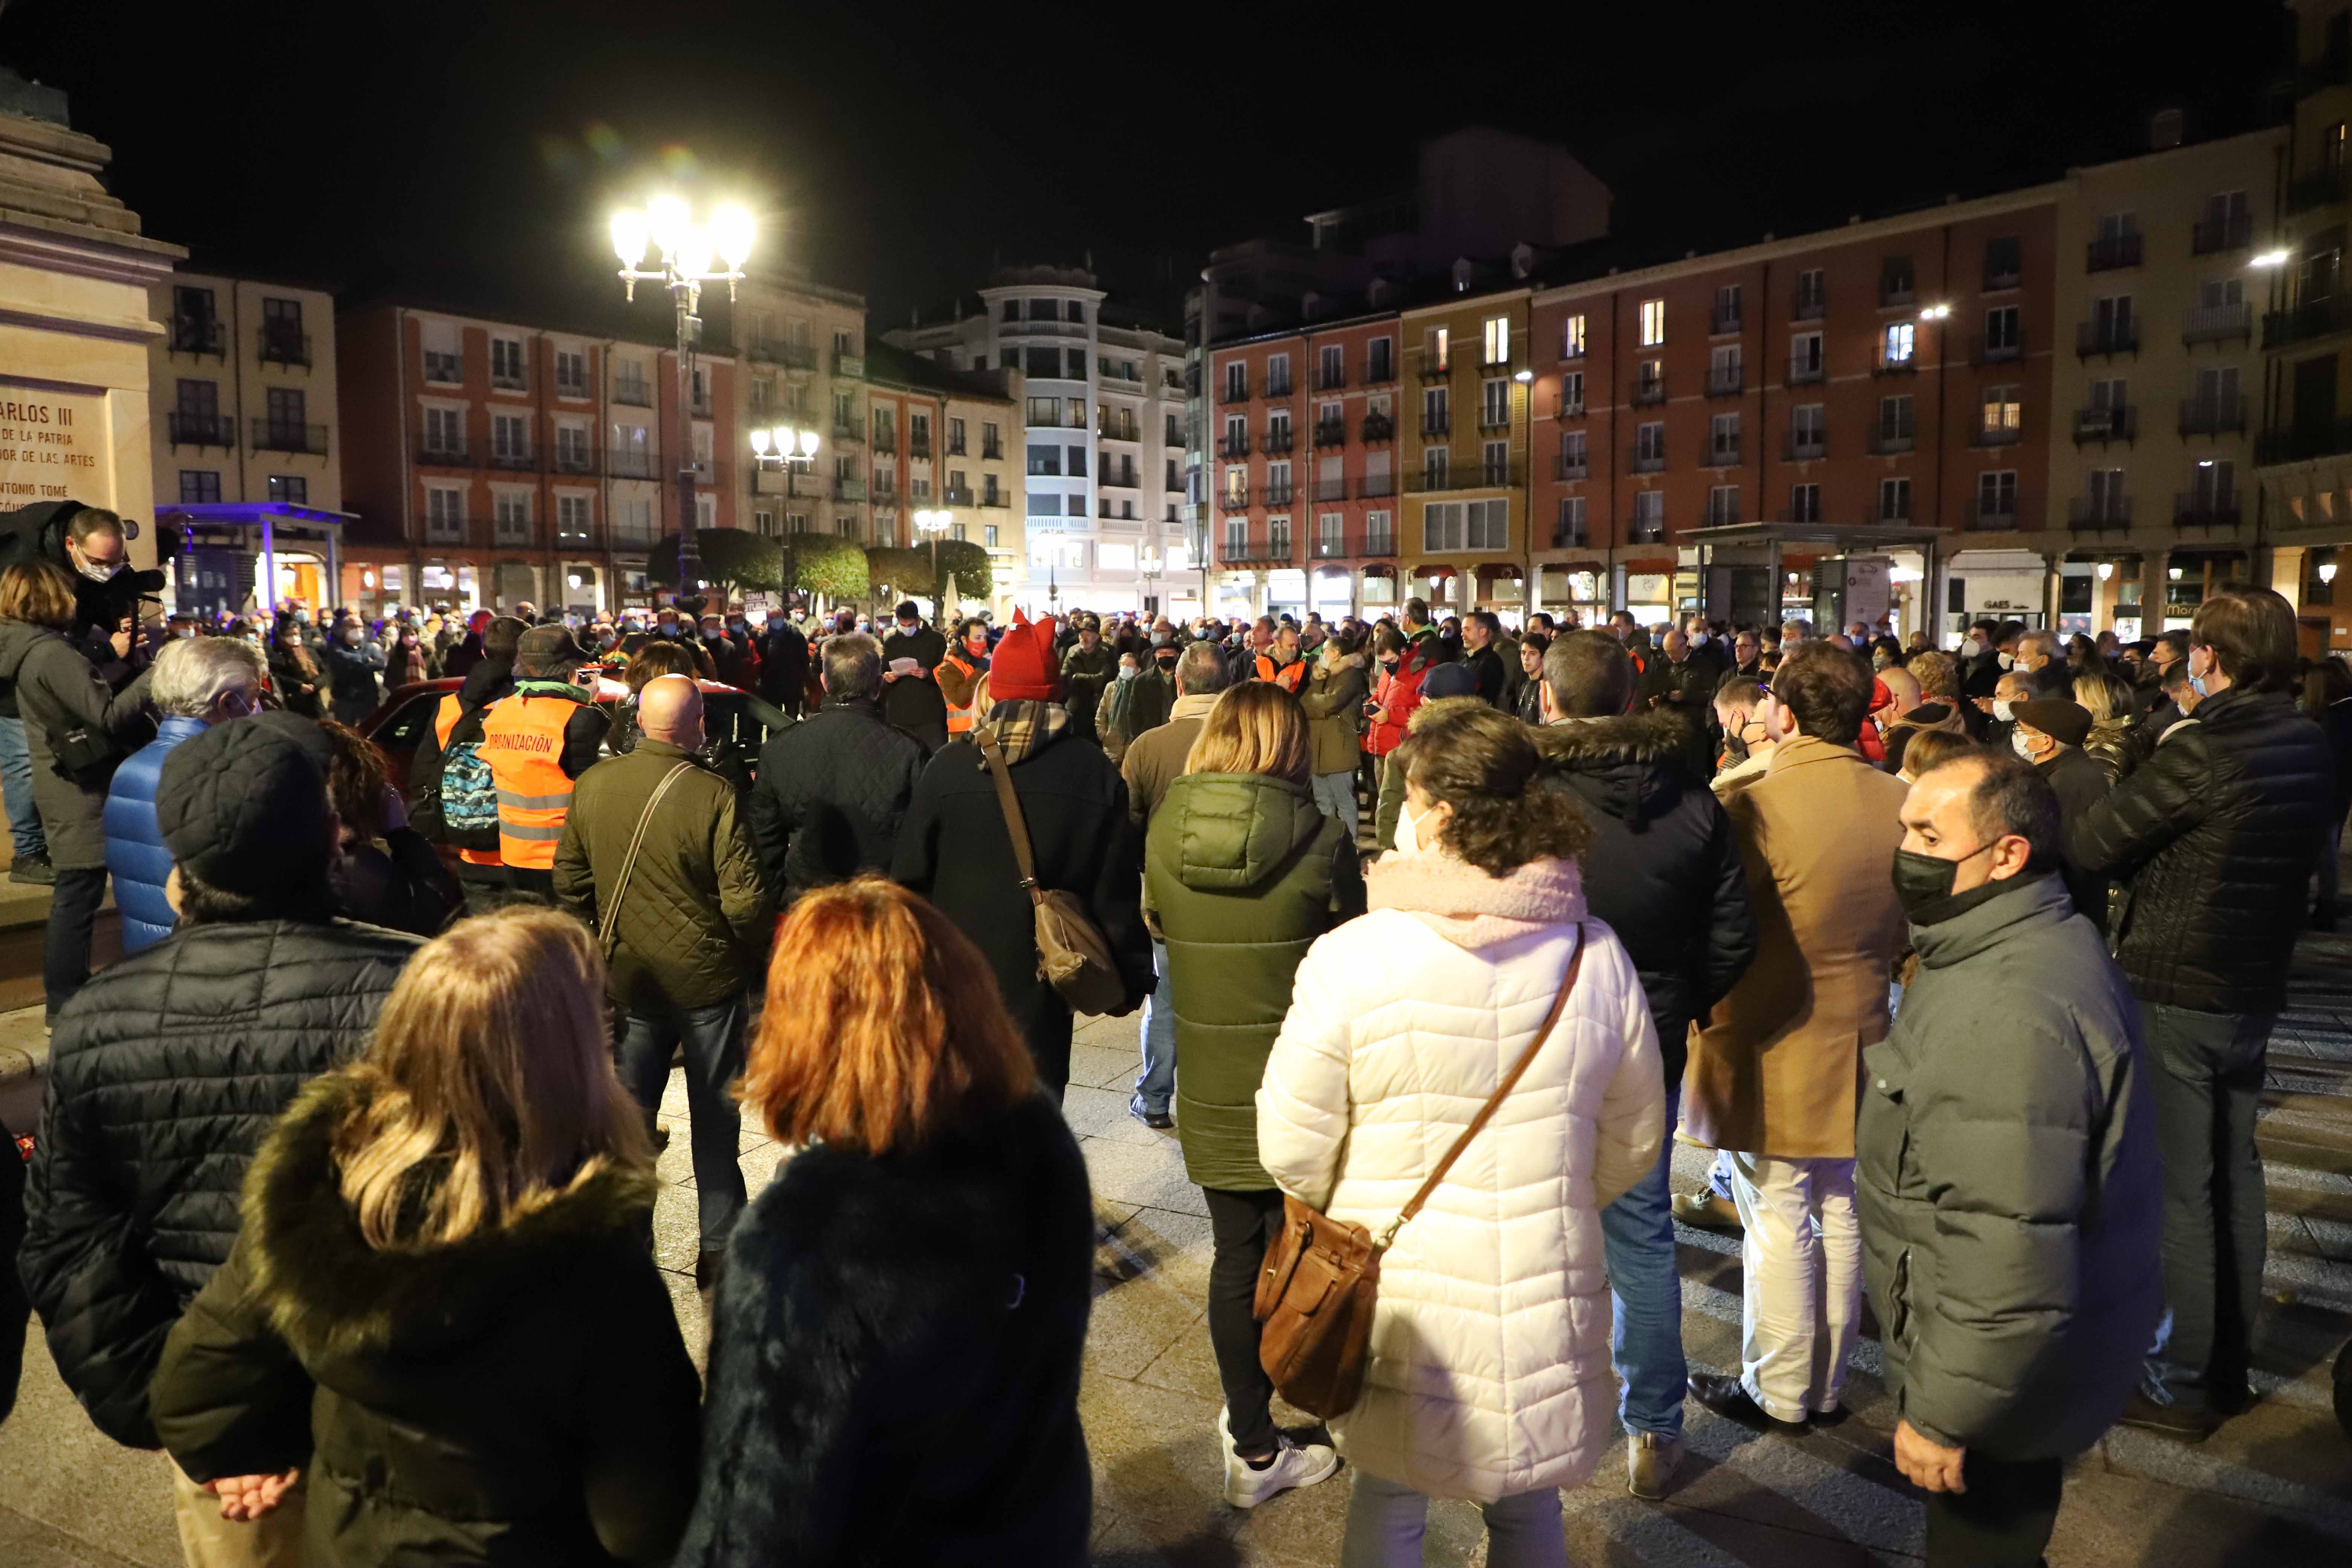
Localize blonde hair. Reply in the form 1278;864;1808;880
333;907;648;1248
1183;681;1310;786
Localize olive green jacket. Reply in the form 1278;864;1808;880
1145;772;1364;1190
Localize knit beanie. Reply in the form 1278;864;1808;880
988;610;1064;701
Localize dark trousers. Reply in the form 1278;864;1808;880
2142;1001;2272;1410
43;866;108;1020
1923;1453;2061;1567
614;992;749;1249
1202;1186;1283;1456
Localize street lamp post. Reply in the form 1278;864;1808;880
913;507;951;617
611;196;753;599
1138;544;1162;619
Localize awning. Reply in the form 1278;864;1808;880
1678;521;1950;553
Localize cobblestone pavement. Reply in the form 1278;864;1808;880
5;921;2351;1565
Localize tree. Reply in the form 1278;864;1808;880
649;529;782;599
862;547;931;609
863;540;996;612
932;539;994;606
784;532;868;606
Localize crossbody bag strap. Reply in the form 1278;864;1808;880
971;724;1044;904
1377;923;1585;1251
600;762;695;958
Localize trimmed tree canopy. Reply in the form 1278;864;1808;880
785;531;869;603
932;539;994;605
648;528;782;593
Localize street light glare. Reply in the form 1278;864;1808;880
646;194;689;258
749;427;771;455
610;210;648;268
798;429;820;458
674;226;716;280
2252;248;2292;268
713;204;755;268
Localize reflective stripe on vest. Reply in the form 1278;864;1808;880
437;692;502;867
477;693;581;869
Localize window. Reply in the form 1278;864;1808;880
2190;458;2236;510
1367;337;1393;381
1027;298;1056;321
1556;495;1587;547
1706;484;1740;525
1028;396;1063;428
1880;254;1916;303
2094;294;2135;345
1267;409;1292;446
494;491;531;543
557;494;591;539
1429;326;1450;371
1984;305;2021;357
948;416;966;456
1422;498;1507;551
2089;468;2128;517
490;412;528;464
1632;490;1664;542
1877;394;1915;447
1709;412;1740;465
1795;268;1826;315
1559;429;1588;476
1366;510;1395;552
1266;353;1291;395
265;386;307;444
1067;444;1087;478
1560;370;1585;415
985;524;1000;547
614;360;648;404
1561;313;1586;359
423;406;463;455
1423;446;1450;489
696;494;716;531
1710;343;1743;393
1065;347;1087;378
1879;475;1913;521
1790;330;1824;381
555;349;587;396
1978;470;2018;520
1635;421;1664;470
1791;402;1826;457
1482;315;1510;366
259;297;304;362
1637;358;1663;401
426;487;464;540
1982;385;2022;439
753;507;776;537
1223;516;1247;558
1482;440;1509;485
1480;377;1510;428
1423;386;1450;435
1268;516;1292;556
1882;321;1916;365
179;469;221;503
490;336;525;389
1225;361;1247;401
1001;299;1019;322
1067;300;1086;323
1985;235;2022;286
1028;444;1061;476
1789;482;1821;523
1027;346;1061;379
1638;298;1666;347
554;425;588;471
2197;276;2245;311
1713;283;1742;333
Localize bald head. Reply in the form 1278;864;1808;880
637;674;704;751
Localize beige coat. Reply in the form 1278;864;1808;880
1681;735;1908;1159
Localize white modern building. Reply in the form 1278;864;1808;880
885;265;1192;619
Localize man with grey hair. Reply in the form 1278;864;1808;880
1780;618;1815;648
2014;627;2067;698
746;629;927;905
1119;637;1232;1127
104;635;265;952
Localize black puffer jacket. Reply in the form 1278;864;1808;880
16;917;420;1447
678;1091;1094;1568
1534;711;1757;1086
747;695;927;903
2070;686;2335;1014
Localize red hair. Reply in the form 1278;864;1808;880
739;878;1036;1153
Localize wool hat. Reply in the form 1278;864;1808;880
1422;661;1479;700
2014;698;2092;747
156;713;333;896
516;623;590;677
988;610;1063;701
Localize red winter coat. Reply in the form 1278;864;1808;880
1363;639;1439;758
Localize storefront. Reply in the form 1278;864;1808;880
156;502;351;622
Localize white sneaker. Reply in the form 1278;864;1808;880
1218;1408;1341;1508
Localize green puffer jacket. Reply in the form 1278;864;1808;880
1146;772;1363;1191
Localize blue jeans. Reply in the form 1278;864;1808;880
1340;1468;1566;1568
2142;1002;2272;1412
1312;769;1360;844
615;992;749;1248
0;715;44;859
1132;937;1176;1116
1602;1086;1684;1438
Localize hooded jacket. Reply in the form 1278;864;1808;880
149;1073;702;1566
1297;652;1370;776
1146;772;1363;1190
103;714;208;951
677;1091;1095;1567
0;617;156;870
1856;873;2159;1459
1256;847;1662;1502
1534;711;1756;1086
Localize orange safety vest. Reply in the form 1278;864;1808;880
940;651;988;734
476;689;588;870
1255;652;1306;693
435;692;500;867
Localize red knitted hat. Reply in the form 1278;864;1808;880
988;610;1064;701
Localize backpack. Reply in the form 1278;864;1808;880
436;706;501;852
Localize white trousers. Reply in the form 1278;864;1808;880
1728;1151;1861;1422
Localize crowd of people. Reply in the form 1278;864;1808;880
0;490;2347;1568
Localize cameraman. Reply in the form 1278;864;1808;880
0;562;155;1020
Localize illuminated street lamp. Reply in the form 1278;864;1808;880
1138;544;1163;617
749;426;821;464
612;196;755;595
913;507;952;614
1919;303;1952;322
2252;248;2293;269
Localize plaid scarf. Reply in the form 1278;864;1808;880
980;699;1067;768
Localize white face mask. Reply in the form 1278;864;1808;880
2011;727;2040;761
1997;651;2015;670
1992;698;2015;723
1394;798;1436;857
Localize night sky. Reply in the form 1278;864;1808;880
1;2;2295;336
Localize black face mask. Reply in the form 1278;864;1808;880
1891;842;2003;923
1155;653;1178;671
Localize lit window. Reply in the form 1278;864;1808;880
1639;299;1666;347
1562;314;1586;359
1482;316;1510;366
1883;322;1916;364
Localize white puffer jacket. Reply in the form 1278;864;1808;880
1256;847;1663;1503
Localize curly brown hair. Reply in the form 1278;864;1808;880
1907;648;1957;701
318;718;390;839
1394;703;1593;875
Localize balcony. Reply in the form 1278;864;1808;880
2066;496;2133;532
1984;260;2023;292
166;412;236;448
1219;486;1251;511
1972;421;2024;449
1265;379;1293;399
1263;482;1296;505
1417;358;1453;383
606;449;658;478
1221;537;1295;565
1626;513;1666;544
417;442;469;467
1551;523;1589;548
2287;166;2350;217
2174;494;2243;531
835;350;865;378
1783;431;1826;461
833;415;865;443
612;380;652;407
1101;469;1141;490
1360;531;1397;557
1698;504;1743;529
1555;455;1588;481
1706;365;1745;397
1409;461;1524;492
1873;351;1919;377
2178;395;2246;438
1363;357;1396;386
1880;280;1916;308
1631;446;1665;475
1219;433;1251;458
490;368;527;392
1362;412;1395;443
250;420;327;456
834;477;867;502
1098;422;1139;444
1559;394;1586;417
871;432;899;457
257;328;311;368
1357;476;1397;499
1867;501;1914;526
1314;478;1349;502
1866;425;1916;455
1220;382;1251;404
980;491;1010;508
551;447;599;476
1710;306;1743;336
1631;377;1667;406
2071;406;2136;445
2182;302;2255;346
982;440;1004;461
422;514;482;547
1263;427;1295;454
2191;213;2255;256
1792;291;1825;321
2256;418;2352;464
2076;320;2141;357
486;446;536;472
1316;368;1347;391
1314;420;1347;447
1974;502;2019;530
2262;294;2352;349
1705;439;1741;467
1974;332;2024;365
168;315;225;356
2086;233;2143;271
1421;416;1451;437
1787;357;1825;386
1476;410;1511;433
